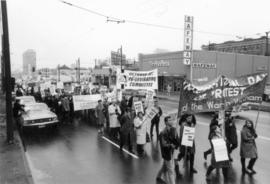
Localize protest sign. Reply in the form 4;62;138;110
178;73;268;114
145;90;155;107
73;94;101;111
117;69;158;90
40;83;45;91
49;85;56;95
134;101;144;114
57;82;64;89
211;138;229;162
34;86;39;93
181;126;195;147
143;106;159;124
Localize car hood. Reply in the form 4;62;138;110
23;110;57;120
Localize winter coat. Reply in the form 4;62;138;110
159;127;179;161
61;97;70;112
151;106;162;124
134;117;147;145
108;104;121;128
95;104;106;125
120;114;135;145
225;118;238;145
240;126;258;158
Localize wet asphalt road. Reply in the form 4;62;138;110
22;100;270;184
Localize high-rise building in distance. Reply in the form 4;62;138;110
23;49;36;75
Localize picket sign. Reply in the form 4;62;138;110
211;138;229;162
134;101;144;115
181;126;195;147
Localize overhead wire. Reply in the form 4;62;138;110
59;0;238;37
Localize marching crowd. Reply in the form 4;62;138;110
14;85;259;184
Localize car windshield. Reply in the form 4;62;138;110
27;104;49;111
17;96;35;104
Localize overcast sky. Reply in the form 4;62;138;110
4;0;270;70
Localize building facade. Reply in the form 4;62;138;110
201;37;270;56
139;50;270;92
23;49;36;75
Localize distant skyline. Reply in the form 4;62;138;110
4;0;270;71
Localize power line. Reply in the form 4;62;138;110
59;0;238;37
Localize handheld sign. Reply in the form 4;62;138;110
181;126;195;147
143;106;159;124
134;101;144;115
211;138;229;162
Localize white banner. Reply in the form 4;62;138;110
211;138;229;162
134;101;144;115
73;94;101;111
181;126;195;147
117;69;158;90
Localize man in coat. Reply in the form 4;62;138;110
225;112;238;162
150;97;162;140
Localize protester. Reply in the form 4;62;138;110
134;111;148;156
167;84;171;96
103;97;110;131
240;120;258;175
13;99;25;128
225;112;238;162
128;93;134;108
120;96;128;116
175;114;197;175
61;95;71;123
119;107;134;153
108;100;121;140
95;100;106;134
156;116;178;184
204;113;219;160
205;125;229;181
150;97;162;140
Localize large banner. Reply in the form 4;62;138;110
179;73;268;114
117;69;158;90
73;94;101;111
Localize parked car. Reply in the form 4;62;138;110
16;96;36;106
19;103;59;130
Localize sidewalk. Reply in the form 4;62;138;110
0;126;34;184
0;93;33;184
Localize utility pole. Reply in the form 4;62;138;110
77;58;80;83
1;0;14;143
57;64;60;82
265;32;269;56
120;46;123;72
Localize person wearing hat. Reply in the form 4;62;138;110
119;107;134;153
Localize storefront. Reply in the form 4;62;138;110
138;50;270;91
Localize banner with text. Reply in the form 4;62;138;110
178;73;268;113
73;94;101;111
117;69;158;90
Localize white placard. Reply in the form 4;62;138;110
145;90;155;107
134;101;144;114
211;138;229;162
181;126;195;147
143;106;159;124
73;94;101;111
57;82;64;89
49;85;56;95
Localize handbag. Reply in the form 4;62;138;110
146;132;151;142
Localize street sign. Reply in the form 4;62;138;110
183;15;194;65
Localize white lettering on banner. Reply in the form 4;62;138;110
181;126;195;147
73;94;101;111
211;138;229;162
247;73;267;85
211;87;246;98
134;101;144;115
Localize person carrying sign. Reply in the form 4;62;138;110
150;97;162;140
156;116;179;184
225;112;238;162
240;120;258;175
175;114;197;176
205;125;229;181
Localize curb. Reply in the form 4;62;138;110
15;130;35;184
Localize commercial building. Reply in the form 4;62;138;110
138;50;270;92
201;37;270;56
22;49;36;75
